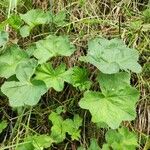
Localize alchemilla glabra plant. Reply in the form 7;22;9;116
0;9;142;149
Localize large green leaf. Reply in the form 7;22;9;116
79;72;140;129
35;63;70;91
1;59;47;107
102;127;138;150
33;35;75;64
80;38;142;74
0;45;29;78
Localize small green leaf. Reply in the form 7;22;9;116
0;31;8;47
102;127;138;150
80;38;142;74
20;25;31;37
16;134;53;150
8;14;23;30
20;9;51;28
35;63;69;91
67;67;92;90
33;35;75;64
63;115;82;140
79;72;140;129
49;112;66;143
31;134;53;149
49;111;82;143
88;138;100;150
0;45;29;78
0;120;8;133
143;8;150;23
53;11;67;26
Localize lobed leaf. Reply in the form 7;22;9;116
20;9;52;28
1;59;47;107
49;111;82;143
102;127;138;150
80;38;142;74
0;45;29;78
33;35;75;64
79;72;140;129
35;63;70;91
66;67;92;90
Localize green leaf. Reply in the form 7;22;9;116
88;138;100;150
67;67;92;90
16;142;34;150
80;38;142;74
20;9;51;28
16;59;38;82
49;112;82;143
1;60;47;107
35;63;69;91
0;45;29;78
33;35;75;64
1;80;47;107
79;72;140;129
63;115;82;140
8;14;23;30
102;127;138;150
16;134;53;150
49;112;66;143
53;11;67;26
20;25;31;37
0;120;8;133
31;134;53;149
143;8;150;23
0;31;8;47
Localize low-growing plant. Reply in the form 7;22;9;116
0;8;143;149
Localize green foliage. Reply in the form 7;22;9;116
102;127;138;150
67;67;92;90
33;35;75;64
49;111;82;143
0;14;22;31
143;8;150;23
79;72;139;129
78;138;100;150
16;134;53;150
0;31;8;47
8;14;23;30
35;63;69;91
80;38;142;74
88;138;101;150
0;7;143;149
19;9;67;37
0;120;8;133
0;45;29;78
20;9;51;27
1;59;47;107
